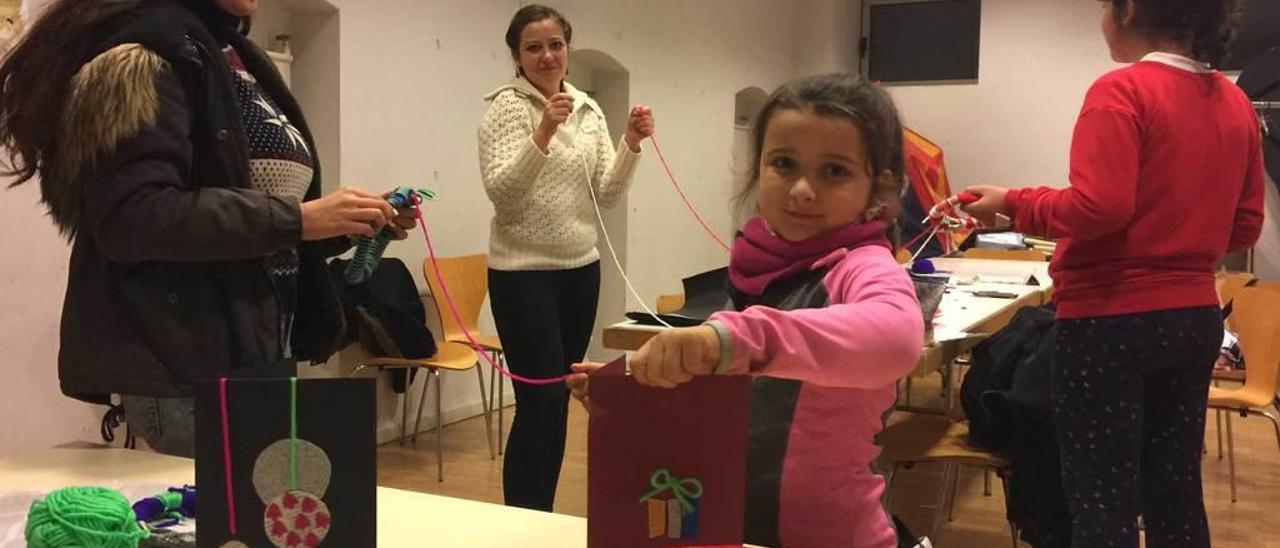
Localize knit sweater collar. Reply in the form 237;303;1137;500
483;76;602;117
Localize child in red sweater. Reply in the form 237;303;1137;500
964;1;1263;547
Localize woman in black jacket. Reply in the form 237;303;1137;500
0;0;412;456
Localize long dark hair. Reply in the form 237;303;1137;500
0;0;145;187
737;73;907;245
1109;0;1243;66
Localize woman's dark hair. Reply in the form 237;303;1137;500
1109;0;1243;66
504;4;572;72
0;0;144;187
738;73;907;244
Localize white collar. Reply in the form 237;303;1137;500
1141;52;1213;74
482;77;602;116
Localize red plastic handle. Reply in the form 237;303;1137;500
956;192;980;204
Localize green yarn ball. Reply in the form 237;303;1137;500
25;487;149;548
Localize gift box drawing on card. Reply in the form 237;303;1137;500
641;468;703;540
195;378;376;548
588;356;751;547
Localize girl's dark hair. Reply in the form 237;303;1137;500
0;0;145;187
738;73;906;245
1109;0;1243;66
504;4;572;65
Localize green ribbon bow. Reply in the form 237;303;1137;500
638;468;704;513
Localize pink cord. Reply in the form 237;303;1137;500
219;377;237;535
648;135;733;254
902;224;935;253
412;197;572;386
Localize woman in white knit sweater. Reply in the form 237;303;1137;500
478;4;655;511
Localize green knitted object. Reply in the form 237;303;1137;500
25;487;149;548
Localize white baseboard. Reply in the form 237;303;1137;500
375;389;515;445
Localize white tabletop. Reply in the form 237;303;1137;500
932;281;1041;337
926;257;1052;288
0;448;586;548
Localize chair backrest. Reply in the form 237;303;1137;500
1215;271;1255;308
421;254;489;342
962;248;1049;262
656;294;686;314
1230;286;1280;404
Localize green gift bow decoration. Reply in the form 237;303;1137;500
638;468;704;513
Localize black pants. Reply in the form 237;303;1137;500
489;262;600;511
1052;306;1222;548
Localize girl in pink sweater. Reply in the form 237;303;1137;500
570;73;923;547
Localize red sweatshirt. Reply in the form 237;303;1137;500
1005;54;1266;319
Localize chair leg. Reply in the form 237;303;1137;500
476;365;496;460
999;471;1018;548
1256;409;1280;451
1216;409;1224;459
947;465;961;522
1225;410;1237;503
413;369;431;445
945;362;961;415
904;376;913;406
435;369;444;483
400;370;411;446
931;463;955;539
883;464;900;510
984;468;993;496
399;391;407;447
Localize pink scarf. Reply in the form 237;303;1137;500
729;217;890;297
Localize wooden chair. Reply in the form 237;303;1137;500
656;294;685;314
342;258;493;482
877;414;1020;546
1211;271;1256;457
1207;286;1280;502
961;248;1049;262
421;255;507;454
1215;271;1255;310
351;342;489;483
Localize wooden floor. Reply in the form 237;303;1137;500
377;375;1280;547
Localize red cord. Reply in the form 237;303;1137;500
413;197;572;386
219;378;237;535
648;135;733;254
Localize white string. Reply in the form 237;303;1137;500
582;160;674;328
908;224;941;264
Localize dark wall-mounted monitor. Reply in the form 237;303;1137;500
861;0;983;84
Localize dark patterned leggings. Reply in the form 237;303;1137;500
1052;306;1222;548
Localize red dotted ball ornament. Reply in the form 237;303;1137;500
263;490;331;547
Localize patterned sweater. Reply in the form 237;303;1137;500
226;47;313;357
478;77;641;270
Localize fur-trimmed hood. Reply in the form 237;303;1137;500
44;42;170;236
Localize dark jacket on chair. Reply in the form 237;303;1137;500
48;0;347;403
329;258;438;393
962;305;1070;548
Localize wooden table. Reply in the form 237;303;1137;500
0;448;586;548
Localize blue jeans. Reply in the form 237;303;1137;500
122;395;196;458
